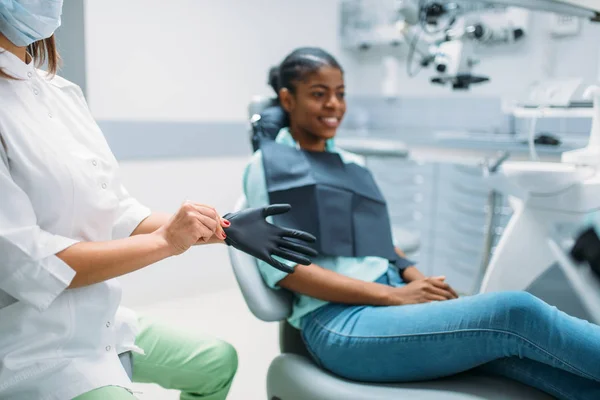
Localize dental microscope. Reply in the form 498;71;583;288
395;0;599;90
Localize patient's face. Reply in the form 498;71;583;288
288;66;346;141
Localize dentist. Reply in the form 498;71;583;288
0;1;316;399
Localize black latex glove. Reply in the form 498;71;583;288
223;204;318;273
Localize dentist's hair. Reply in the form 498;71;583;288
0;35;60;80
271;47;343;96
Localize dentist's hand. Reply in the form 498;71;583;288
223;204;318;273
156;201;228;256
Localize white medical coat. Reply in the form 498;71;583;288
0;48;151;399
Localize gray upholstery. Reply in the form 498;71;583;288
227;195;554;400
267;354;553;400
248;96;277;119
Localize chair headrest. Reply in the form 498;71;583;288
249;97;289;152
227;196;293;321
248;96;279;119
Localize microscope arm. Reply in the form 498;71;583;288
471;0;599;20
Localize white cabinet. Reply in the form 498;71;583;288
370;158;507;294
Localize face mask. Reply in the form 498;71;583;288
0;0;63;47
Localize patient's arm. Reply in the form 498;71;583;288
278;263;457;305
276;248;428;305
277;263;394;306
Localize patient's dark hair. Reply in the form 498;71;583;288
268;66;280;96
269;47;343;97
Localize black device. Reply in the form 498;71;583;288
570;227;600;278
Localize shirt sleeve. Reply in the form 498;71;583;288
111;180;152;240
243;151;296;288
396;256;416;272
0;146;78;311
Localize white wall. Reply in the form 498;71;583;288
85;1;600;120
84;0;347;122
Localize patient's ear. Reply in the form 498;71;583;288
279;88;294;113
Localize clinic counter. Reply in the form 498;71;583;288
337;129;588;164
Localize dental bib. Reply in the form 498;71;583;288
261;141;412;268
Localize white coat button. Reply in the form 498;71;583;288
101;183;107;189
105;345;111;352
92;160;98;167
48;112;53;118
33;88;39;95
106;321;111;328
27;72;32;78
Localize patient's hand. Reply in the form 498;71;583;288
384;277;458;306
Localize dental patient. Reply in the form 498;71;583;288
244;47;600;399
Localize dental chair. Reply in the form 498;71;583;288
227;195;553;400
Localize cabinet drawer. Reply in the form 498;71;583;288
376;174;436;202
438;162;485;179
388;196;434;219
434;236;486;262
368;159;435;176
409;250;434;276
377;180;434;197
435;200;489;228
431;255;479;295
437;181;490;203
432;242;484;267
390;213;434;236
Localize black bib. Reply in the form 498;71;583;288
262;141;412;268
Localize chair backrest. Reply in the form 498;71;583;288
248;96;289;152
227;196;293;322
248;95;278;119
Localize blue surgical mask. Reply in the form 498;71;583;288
0;0;63;47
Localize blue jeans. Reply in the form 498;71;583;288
300;267;600;400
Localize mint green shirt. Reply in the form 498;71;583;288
242;128;390;328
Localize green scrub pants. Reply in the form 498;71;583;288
73;317;238;400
